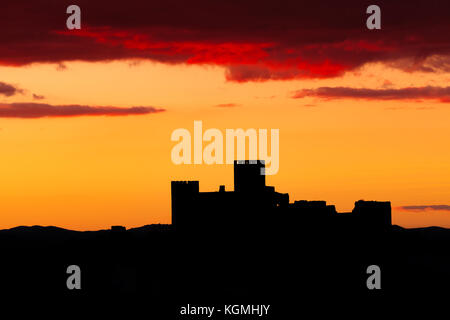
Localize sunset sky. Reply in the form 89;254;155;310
0;0;449;230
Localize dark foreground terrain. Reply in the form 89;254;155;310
1;223;449;316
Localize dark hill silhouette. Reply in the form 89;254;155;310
0;224;171;238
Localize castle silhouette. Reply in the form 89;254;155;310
172;160;392;235
1;160;449;310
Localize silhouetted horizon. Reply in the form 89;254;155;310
3;223;450;233
1;160;450;309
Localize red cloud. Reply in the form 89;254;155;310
1;1;450;82
0;103;165;118
0;82;23;96
215;103;240;108
293;86;450;102
396;205;450;212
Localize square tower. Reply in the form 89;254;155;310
234;160;266;193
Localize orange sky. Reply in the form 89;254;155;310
0;60;449;230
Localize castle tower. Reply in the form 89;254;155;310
234;160;266;193
171;181;199;229
352;200;392;232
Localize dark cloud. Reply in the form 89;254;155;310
32;94;45;100
0;1;449;81
396;205;450;212
56;63;67;71
293;86;450;102
0;81;22;96
0;102;165;118
215;103;240;108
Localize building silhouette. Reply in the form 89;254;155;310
171;160;392;235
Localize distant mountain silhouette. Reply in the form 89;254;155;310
3;224;450;239
0;224;170;237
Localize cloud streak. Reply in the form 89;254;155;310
0;82;23;96
293;86;450;102
215;103;240;108
396;205;450;212
32;94;45;100
0;102;165;118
